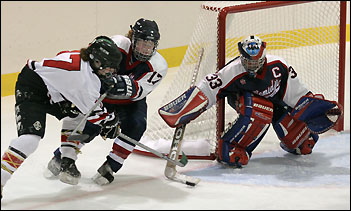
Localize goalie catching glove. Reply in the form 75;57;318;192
273;93;342;155
290;93;343;134
158;86;208;128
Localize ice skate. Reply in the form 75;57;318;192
59;157;81;185
92;161;114;186
44;156;61;178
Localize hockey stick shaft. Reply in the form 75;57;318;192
168;48;204;161
67;90;109;141
68;123;188;166
118;133;188;167
165;48;204;185
166;124;187;167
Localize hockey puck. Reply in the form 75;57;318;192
186;181;196;187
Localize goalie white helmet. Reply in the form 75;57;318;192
238;35;266;76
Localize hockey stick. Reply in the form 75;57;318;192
68;131;188;167
66;85;188;166
67;89;111;141
164;48;204;186
118;133;188;167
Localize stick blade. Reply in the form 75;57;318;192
165;168;201;187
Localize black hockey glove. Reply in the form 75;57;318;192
102;75;117;90
57;101;80;118
100;112;120;140
102;75;136;99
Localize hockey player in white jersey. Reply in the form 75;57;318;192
46;18;168;185
1;36;123;198
159;35;342;168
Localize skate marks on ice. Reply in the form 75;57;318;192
184;132;350;187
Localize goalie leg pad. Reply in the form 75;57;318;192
298;133;318;155
158;86;208;128
291;94;343;134
273;111;319;154
217;92;273;166
279;133;319;155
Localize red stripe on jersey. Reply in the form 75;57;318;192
266;59;288;71
118;47;127;55
88;112;109;124
135;71;149;81
60;134;80;145
103;98;134;105
146;61;154;72
126;48;142;71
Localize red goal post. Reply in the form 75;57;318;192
215;1;347;143
136;1;347;160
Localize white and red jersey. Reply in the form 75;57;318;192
103;35;168;104
197;55;310;110
27;50;102;114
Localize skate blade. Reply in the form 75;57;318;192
59;172;80;185
92;173;110;186
43;168;59;179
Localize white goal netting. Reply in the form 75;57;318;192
136;1;345;158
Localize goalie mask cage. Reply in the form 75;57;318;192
134;1;347;160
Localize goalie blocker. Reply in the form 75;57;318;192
159;86;208;128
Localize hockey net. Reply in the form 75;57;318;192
135;1;347;159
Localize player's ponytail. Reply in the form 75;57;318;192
125;29;133;41
80;48;90;61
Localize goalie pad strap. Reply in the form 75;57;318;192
158;86;208;128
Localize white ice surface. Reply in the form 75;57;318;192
1;42;349;209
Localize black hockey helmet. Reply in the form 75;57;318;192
130;18;160;61
87;36;122;74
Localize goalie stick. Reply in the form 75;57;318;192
164;48;204;186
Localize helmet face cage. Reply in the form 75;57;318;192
132;36;158;62
238;35;266;76
131;18;160;62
